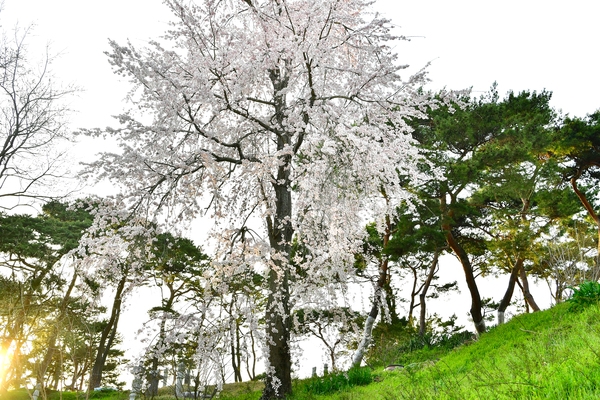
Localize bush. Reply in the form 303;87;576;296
293;366;372;396
568;281;600;311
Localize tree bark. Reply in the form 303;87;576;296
36;272;78;389
419;250;441;337
441;197;486;334
518;265;540;312
351;295;380;368
88;273;127;391
351;212;392;368
571;174;600;271
261;140;293;399
497;261;521;325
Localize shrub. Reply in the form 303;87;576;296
568;281;600;311
293;366;372;396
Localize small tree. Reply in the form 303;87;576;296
293;307;362;372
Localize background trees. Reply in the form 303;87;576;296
0;18;75;209
0;201;93;392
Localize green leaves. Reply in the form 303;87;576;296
568;281;600;311
0;201;93;268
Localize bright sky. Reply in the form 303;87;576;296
2;0;599;134
1;0;598;385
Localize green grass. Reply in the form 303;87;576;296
301;302;600;399
0;388;128;400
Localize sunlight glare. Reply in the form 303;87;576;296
0;346;13;385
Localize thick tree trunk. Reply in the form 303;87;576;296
261;250;292;400
261;160;293;399
88;273;127;391
351;298;379;367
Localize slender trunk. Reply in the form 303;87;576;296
235;323;242;382
408;267;418;324
36;272;78;388
441;197;486;334
497;261;521;325
245;329;257;380
419;250;441;337
516;278;530;313
88;273;127;391
571;174;600;271
352;211;392;367
519;265;540;312
499;197;534;324
230;318;242;383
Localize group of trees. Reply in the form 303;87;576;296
1;1;599;400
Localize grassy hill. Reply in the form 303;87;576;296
287;301;600;400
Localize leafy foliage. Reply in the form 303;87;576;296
568;281;600;311
292;367;372;397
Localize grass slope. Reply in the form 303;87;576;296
308;302;600;400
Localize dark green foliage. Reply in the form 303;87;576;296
568;281;600;311
365;318;415;367
554;111;600;180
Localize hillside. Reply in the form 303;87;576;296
298;301;600;399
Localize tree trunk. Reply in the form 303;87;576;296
230;317;242;383
351;296;380;368
571;174;600;272
497;261;521;325
518;265;540;312
261;247;292;400
441;198;486;334
261;155;293;399
351;211;392;368
36;272;78;389
419;250;441;337
245;328;257;380
408;267;419;324
88;273;127;391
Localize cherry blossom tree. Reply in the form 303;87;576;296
87;0;437;397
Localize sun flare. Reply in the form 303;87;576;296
0;347;13;384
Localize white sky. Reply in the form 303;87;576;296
2;0;599;132
1;0;597;385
